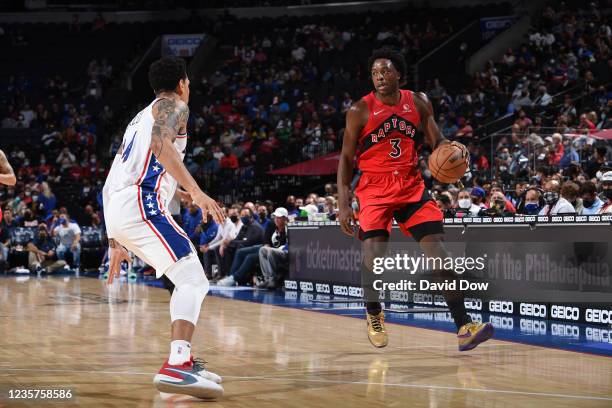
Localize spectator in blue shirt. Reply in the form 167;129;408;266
559;138;579;169
198;214;219;278
579;181;604;215
256;205;271;230
182;203;203;241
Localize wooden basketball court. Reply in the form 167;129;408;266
0;276;610;407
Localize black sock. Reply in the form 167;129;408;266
366;301;382;315
446;298;471;331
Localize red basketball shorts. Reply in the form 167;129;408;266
354;170;443;241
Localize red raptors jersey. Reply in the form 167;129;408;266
357;89;422;173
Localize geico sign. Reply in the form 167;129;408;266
489;300;513;314
299;281;314;292
284;280;297;290
464;298;482;310
390;291;409;302
348;286;363;297
413;293;432;304
333;285;348;296
315;283;330;294
586;308;612;324
519;303;547;318
551;323;579;338
586;327;611;343
550;305;580;321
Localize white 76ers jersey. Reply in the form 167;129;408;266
103;97;187;212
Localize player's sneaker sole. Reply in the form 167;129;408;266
458;322;494;351
153;372;224;399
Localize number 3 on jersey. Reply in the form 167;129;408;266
389;138;402;158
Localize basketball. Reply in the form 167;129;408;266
428;143;468;183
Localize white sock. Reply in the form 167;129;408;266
168;340;191;365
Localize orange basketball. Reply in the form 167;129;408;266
428;143;468;183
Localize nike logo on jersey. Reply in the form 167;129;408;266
373;110;385;116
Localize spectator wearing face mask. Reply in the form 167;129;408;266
560;181;583;214
599;171;612;214
521;188;542;215
52;213;81;269
539;180;575;215
470;186;487;210
456;189;482;217
182;203;203;241
579;181;604;215
217;207;264;283
26;225;67;273
285;195;299;217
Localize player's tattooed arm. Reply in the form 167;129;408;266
0;149;16;186
148;97;225;224
150;98;189;157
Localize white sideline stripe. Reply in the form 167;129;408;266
1;368;611;401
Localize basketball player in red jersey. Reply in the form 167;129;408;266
337;49;493;350
0;149;17;223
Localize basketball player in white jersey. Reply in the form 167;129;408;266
103;57;225;399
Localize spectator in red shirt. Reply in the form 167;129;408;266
220;147;239;169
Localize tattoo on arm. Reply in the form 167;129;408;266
150;98;189;158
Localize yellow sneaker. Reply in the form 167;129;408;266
457;321;494;351
366;311;388;348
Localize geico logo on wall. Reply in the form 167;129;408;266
586;327;611;343
333;285;348;296
464;298;483;310
413;293;433;304
585;308;612;324
315;283;331;294
389;291;409;302
550;305;580;321
284;280;298;290
489;315;513;330
488;300;514;314
551;323;579;338
520;318;547;335
519;303;547;318
348;286;363;297
300;281;314;292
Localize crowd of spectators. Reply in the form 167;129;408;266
1;1;611;285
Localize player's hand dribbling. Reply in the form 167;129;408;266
339;207;356;236
191;190;225;225
107;241;131;284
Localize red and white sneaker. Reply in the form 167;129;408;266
153;359;223;399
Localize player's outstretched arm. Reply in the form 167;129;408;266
0;149;16;186
337;101;366;236
150;98;224;224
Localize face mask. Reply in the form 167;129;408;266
317;204;325;212
259;212;267;220
240;216;251;225
499;153;509;160
525;202;540;214
582;198;595;208
543;191;559;205
286;203;295;211
230;215;238;223
458;198;471;209
351;201;359;211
